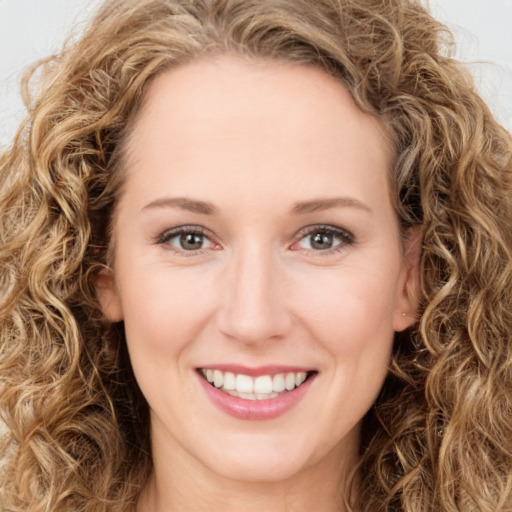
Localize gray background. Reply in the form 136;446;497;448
1;0;512;148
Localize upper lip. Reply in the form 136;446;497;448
196;364;315;377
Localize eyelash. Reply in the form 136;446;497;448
156;224;355;255
157;225;216;255
291;224;355;255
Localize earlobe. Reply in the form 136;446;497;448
94;268;124;323
393;226;422;332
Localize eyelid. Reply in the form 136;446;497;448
154;223;354;255
156;224;219;253
291;224;355;253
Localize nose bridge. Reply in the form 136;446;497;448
217;242;291;344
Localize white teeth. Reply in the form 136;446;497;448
213;369;223;388
273;373;286;392
254;375;273;394
236;374;254;393
238;392;257;400
296;372;307;386
223;372;236;391
201;368;311;400
285;372;296;391
226;390;280;400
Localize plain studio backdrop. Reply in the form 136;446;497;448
0;0;512;149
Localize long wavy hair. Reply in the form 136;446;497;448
1;0;511;510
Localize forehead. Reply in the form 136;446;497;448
122;55;394;209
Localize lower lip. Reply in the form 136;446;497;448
198;373;315;420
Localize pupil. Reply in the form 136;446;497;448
181;233;203;250
311;232;333;250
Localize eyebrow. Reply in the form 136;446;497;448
141;197;217;215
141;196;371;216
290;197;371;215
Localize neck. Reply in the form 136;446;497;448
138;469;350;512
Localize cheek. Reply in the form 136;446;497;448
119;266;217;368
296;266;400;419
293;265;399;358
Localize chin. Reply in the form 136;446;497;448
206;450;310;483
190;427;351;485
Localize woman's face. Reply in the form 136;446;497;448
97;56;418;485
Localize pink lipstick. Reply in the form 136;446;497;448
197;366;316;420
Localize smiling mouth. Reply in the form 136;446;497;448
199;368;315;400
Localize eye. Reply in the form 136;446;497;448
157;226;216;252
293;225;354;253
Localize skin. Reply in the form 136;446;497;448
96;55;419;512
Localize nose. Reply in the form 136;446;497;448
216;245;292;346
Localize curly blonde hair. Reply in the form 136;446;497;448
1;0;511;510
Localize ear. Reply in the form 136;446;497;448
393;226;422;332
94;267;124;323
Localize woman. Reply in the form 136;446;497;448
1;0;511;511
